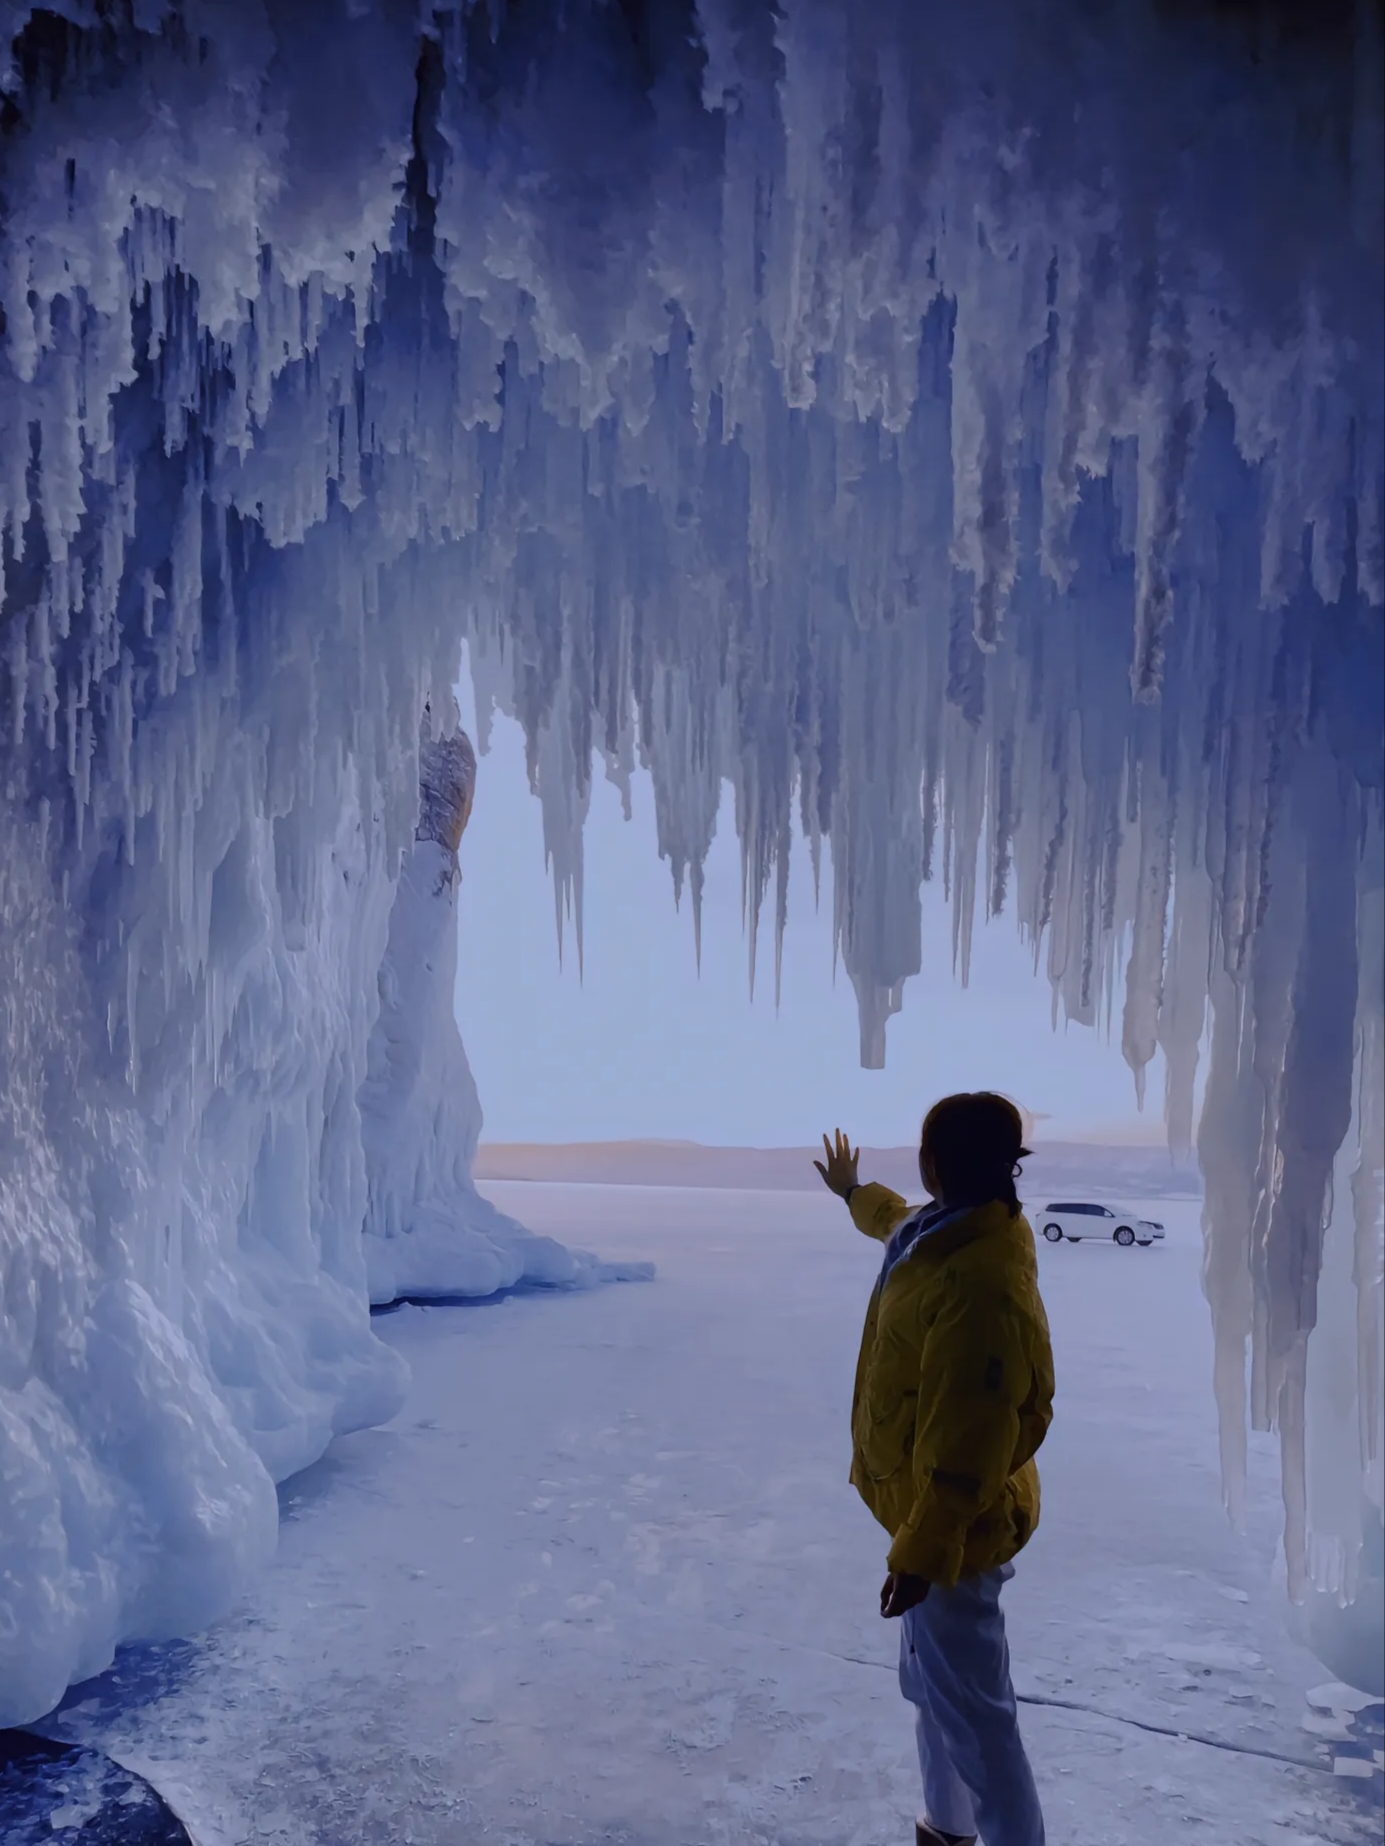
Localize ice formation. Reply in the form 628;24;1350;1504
361;698;651;1302
0;0;1380;1719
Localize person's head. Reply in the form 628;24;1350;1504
918;1092;1030;1216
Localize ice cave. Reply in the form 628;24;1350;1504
0;0;1381;1764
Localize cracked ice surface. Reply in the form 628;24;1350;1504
0;0;1381;1721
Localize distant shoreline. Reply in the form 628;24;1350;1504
474;1139;1202;1200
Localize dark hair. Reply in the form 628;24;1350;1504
919;1092;1031;1217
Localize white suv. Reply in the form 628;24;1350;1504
1038;1203;1165;1248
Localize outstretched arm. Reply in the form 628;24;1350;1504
813;1130;913;1242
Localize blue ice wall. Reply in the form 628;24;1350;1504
0;0;1380;1714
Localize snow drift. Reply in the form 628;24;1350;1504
0;0;1380;1719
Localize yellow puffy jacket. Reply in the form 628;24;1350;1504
848;1183;1055;1587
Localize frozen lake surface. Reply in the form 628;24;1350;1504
45;1184;1374;1845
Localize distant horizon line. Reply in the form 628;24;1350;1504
476;1133;1187;1157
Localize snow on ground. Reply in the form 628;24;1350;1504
44;1185;1375;1846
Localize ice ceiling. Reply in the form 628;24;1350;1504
0;0;1381;1719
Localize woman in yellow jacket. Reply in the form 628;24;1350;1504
815;1092;1053;1846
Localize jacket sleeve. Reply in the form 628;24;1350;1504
847;1182;915;1244
886;1281;1032;1586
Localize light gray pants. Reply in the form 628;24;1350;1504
898;1563;1046;1845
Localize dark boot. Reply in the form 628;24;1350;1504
916;1824;977;1846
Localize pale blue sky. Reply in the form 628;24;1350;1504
453;673;1176;1148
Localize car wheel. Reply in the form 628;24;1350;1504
1065;1235;1081;1242
1042;1224;1064;1243
1114;1226;1136;1247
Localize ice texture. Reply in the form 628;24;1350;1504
361;700;653;1303
0;0;1381;1717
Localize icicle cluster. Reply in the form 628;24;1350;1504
0;0;1380;1717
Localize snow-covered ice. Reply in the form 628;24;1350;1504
42;1183;1377;1846
360;700;652;1308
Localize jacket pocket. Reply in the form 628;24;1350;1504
868;1388;916;1429
855;1393;916;1483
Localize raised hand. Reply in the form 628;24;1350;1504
813;1128;860;1197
